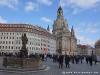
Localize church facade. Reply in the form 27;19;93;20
52;6;77;55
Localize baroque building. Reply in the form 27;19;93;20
52;6;77;55
0;23;56;55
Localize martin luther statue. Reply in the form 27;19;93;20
20;33;28;58
21;33;28;49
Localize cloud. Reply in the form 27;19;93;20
37;0;52;5
74;22;100;47
0;16;7;23
40;17;52;23
76;34;95;47
75;27;99;34
60;0;100;14
25;1;39;12
75;22;100;34
0;0;19;9
85;28;99;34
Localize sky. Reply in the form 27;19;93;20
0;0;100;47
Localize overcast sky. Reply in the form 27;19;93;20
0;0;100;47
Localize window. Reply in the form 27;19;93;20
16;47;17;49
9;46;10;49
1;37;2;39
6;41;7;44
9;41;11;44
3;46;4;49
12;41;13;44
3;41;5;44
6;46;7;49
0;41;2;44
12;37;14;39
19;42;20;44
0;46;1;49
11;46;13;49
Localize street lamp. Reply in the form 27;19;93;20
69;37;71;56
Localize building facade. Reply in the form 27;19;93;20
50;36;56;54
0;23;56;55
77;45;94;56
95;39;100;56
52;6;77;55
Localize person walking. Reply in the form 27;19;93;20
44;53;47;61
80;56;83;64
65;55;70;68
58;54;64;69
75;56;79;64
94;55;97;65
89;56;93;66
71;56;75;64
86;56;89;64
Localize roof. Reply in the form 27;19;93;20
58;6;62;10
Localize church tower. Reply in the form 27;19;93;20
47;25;50;32
52;6;77;55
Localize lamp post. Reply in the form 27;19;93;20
70;37;71;56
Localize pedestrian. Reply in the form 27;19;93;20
94;55;97;65
58;54;64;69
80;56;83;64
85;56;89;64
42;54;44;61
65;55;70;68
89;56;93;66
44;53;47;61
75;56;79;64
71;56;75;64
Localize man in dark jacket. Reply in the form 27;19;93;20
86;56;89;64
58;54;64;69
65;55;70;68
89;56;93;66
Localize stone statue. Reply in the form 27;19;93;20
20;33;28;58
21;33;28;49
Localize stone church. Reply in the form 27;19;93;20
52;6;77;55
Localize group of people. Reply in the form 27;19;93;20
0;52;98;68
57;54;98;69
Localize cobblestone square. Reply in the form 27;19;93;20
0;57;100;75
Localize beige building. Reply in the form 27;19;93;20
95;39;100;56
77;45;94;56
52;6;77;55
0;23;56;55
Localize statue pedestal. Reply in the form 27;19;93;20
20;48;28;58
3;58;42;69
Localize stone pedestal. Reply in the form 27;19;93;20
19;49;28;58
3;58;42;69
